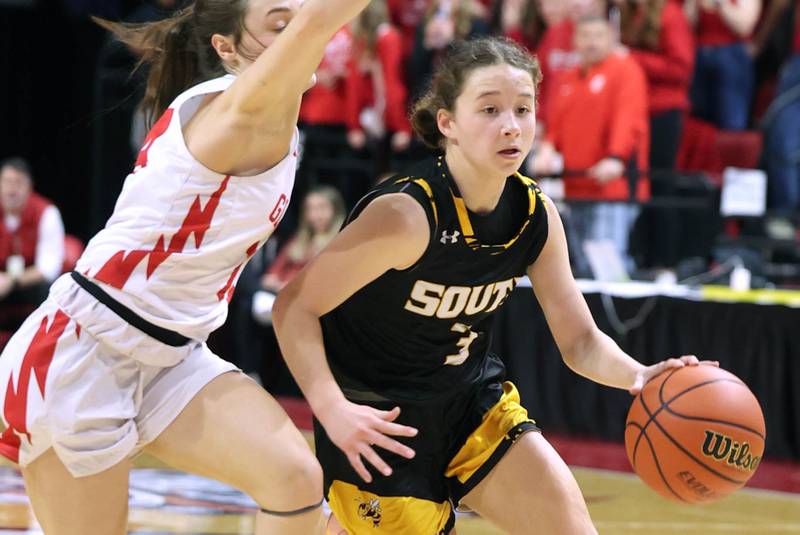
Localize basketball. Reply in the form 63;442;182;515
625;365;766;504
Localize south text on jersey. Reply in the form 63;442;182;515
403;278;518;319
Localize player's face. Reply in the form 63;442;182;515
304;192;335;234
0;167;31;214
444;64;536;177
236;0;301;65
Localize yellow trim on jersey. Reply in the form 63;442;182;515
445;382;535;484
444;159;542;255
394;177;439;229
327;480;452;534
413;178;438;228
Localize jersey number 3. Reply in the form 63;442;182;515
444;323;478;366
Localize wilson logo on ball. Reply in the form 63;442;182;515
701;430;762;472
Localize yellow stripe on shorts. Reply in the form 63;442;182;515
445;382;535;484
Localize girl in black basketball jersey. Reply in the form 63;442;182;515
0;2;402;535
274;37;712;534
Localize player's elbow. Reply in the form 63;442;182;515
271;284;295;333
558;325;600;372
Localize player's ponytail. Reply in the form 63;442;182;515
95;0;251;126
411;93;445;150
95;7;207;126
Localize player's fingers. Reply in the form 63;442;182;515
660;358;685;371
678;355;700;365
347;451;373;483
360;445;392;477
700;360;720;367
376;419;418;438
374;406;401;421
369;432;416;459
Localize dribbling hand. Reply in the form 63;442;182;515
319;400;417;483
629;355;720;396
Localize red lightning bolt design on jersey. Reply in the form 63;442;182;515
94;176;231;289
135;109;174;172
0;310;70;462
217;241;260;302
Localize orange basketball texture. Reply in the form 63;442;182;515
625;365;766;504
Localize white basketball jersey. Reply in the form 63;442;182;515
74;75;298;341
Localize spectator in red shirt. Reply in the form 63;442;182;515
614;0;695;271
531;15;649;276
388;0;432;60
616;0;694;170
345;0;414;155
686;0;762;129
297;26;354;213
534;0;605;129
0;157;65;331
299;27;353;128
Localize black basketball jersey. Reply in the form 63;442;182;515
320;156;549;402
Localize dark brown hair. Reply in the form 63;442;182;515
619;0;665;51
94;0;250;126
411;36;542;149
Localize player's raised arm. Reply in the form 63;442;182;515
220;0;371;120
192;0;373;172
96;0;373;175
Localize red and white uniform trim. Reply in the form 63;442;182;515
73;74;298;345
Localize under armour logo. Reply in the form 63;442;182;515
440;230;460;244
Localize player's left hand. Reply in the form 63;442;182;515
629;355;719;396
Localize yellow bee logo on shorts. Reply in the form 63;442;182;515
357;498;382;527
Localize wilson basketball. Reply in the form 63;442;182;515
625;365;766;504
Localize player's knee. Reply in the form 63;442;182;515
249;451;323;508
286;453;324;496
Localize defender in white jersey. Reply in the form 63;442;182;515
0;1;416;534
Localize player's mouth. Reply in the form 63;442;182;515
498;148;521;159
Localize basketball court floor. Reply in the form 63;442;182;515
0;399;797;534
